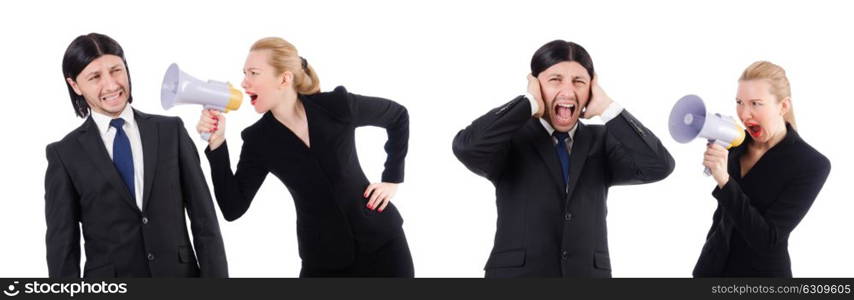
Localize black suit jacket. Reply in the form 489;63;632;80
204;86;408;270
693;124;830;277
453;96;674;277
45;109;228;278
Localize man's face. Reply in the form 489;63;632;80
66;54;130;118
536;61;591;132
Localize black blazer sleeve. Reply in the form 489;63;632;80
44;143;81;278
603;109;675;185
176;119;228;277
204;131;269;222
345;90;410;183
452;96;532;181
711;157;830;253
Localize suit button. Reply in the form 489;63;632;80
142;217;149;225
147;253;155;261
561;250;568;260
564;212;572;221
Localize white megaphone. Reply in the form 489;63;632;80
669;94;745;176
161;63;243;141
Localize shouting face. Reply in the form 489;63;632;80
536;61;591;132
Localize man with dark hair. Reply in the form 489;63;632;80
453;40;675;277
45;33;228;278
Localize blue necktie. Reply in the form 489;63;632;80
554;131;570;186
110;118;135;201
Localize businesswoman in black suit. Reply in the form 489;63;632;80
693;61;830;277
197;37;413;277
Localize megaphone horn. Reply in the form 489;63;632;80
668;94;746;175
161;63;243;141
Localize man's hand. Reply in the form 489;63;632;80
582;76;614;119
527;74;545;118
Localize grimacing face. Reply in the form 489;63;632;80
66;55;130;118
536;61;591;132
736;79;789;144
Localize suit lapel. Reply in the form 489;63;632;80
526;119;566;196
76;117;140;213
135;109;159;212
564;122;591;201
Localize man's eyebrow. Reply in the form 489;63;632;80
83;70;101;78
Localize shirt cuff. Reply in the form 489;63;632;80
600;102;624;123
525;93;539;117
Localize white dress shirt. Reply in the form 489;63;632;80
89;104;145;209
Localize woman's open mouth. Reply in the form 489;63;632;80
249;93;258;106
747;123;762;137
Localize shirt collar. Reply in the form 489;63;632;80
90;104;136;135
539;118;578;140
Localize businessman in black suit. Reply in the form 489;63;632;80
45;33;228;278
453;40;675;277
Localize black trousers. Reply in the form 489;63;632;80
299;233;414;277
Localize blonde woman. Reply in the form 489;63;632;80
693;61;830;277
197;37;413;277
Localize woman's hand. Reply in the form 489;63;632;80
704;143;730;188
582;76;614;119
197;109;226;150
527;74;545;118
363;182;399;213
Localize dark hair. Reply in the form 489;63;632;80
62;33;133;118
530;40;594;79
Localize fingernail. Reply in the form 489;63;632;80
378;208;384;213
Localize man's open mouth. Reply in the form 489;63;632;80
554;103;576;121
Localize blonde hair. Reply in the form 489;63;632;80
739;61;796;130
250;37;320;95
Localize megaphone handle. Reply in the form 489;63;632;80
703;138;726;176
201;105;224;141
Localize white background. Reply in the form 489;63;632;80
1;0;851;277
